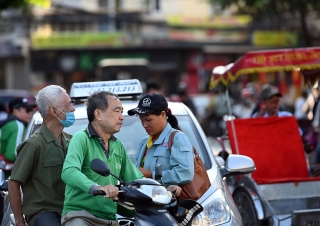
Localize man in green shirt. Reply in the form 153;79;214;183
0;97;35;163
8;85;75;226
0;97;35;223
61;91;144;226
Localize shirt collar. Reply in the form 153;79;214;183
86;123;117;142
40;123;71;145
153;123;172;144
7;114;28;127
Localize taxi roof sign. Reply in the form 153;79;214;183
70;79;143;99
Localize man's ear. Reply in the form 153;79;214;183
50;106;58;117
12;108;18;115
94;109;102;121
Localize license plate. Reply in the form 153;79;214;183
292;209;320;226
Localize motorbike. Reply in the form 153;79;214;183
0;154;15;226
90;158;203;226
0;159;203;226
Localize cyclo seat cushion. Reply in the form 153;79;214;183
227;116;320;184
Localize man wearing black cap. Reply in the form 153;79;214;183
252;84;292;118
0;97;36;163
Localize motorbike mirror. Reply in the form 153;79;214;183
90;158;110;176
90;158;125;185
155;164;162;180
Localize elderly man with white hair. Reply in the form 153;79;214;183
8;85;75;226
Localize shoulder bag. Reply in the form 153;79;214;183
168;130;211;201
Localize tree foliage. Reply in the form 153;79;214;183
0;0;29;11
208;0;320;46
0;0;49;12
209;0;320;17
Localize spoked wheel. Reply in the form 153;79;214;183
233;188;261;226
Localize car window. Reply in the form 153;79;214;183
30;115;211;169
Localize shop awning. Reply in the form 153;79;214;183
210;47;320;89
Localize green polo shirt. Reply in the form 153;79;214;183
10;124;72;226
61;125;143;221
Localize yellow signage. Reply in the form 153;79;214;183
252;31;298;47
31;32;136;49
166;15;252;28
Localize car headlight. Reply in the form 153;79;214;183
138;185;172;205
192;189;230;225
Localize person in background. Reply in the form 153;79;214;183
0;97;36;163
0;98;35;226
128;93;194;188
252;84;292;118
145;81;163;95
177;82;197;117
204;85;232;137
312;92;320;164
8;85;75;226
232;88;256;119
0;102;7;120
253;84;302;137
294;89;309;120
61;91;144;226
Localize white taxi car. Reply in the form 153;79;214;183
23;79;254;225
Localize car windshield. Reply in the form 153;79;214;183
30;115;211;168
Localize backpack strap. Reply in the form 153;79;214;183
168;130;179;153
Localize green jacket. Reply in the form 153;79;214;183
0;116;26;162
62;124;143;221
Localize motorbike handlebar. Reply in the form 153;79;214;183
92;189;106;196
92;189;125;197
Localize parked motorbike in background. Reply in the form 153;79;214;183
0;169;11;226
90;158;203;226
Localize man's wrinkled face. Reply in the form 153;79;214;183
98;96;124;134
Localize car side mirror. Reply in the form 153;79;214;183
220;154;256;177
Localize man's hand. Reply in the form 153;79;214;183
96;185;119;200
8;180;25;226
138;167;152;178
257;102;267;117
167;185;182;196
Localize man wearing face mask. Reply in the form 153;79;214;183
8;85;75;226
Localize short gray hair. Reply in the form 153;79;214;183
36;85;67;118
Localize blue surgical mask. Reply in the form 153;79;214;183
56;108;75;127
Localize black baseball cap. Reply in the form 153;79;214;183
128;94;168;116
261;84;283;100
9;97;36;112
